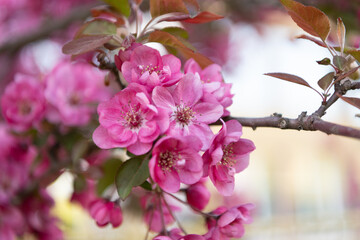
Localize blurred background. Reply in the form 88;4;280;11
1;0;360;239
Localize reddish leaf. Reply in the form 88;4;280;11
316;58;331;65
280;0;330;41
150;0;188;18
296;34;327;48
265;72;312;88
317;72;334;91
91;6;126;26
338;95;360;110
148;30;213;68
74;19;117;39
183;11;223;24
62;35;113;55
337;18;346;54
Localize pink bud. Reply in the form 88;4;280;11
89;199;123;228
186;181;210;210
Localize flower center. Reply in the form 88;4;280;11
18;102;32;115
158;150;181;172
122;103;143;130
138;64;161;75
221;143;236;167
173;105;195;127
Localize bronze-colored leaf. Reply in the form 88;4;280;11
317;72;334;91
296;34;327;48
62;35;113;55
316;58;331;65
183;11;223;24
148;30;213;68
150;0;188;18
280;0;330;41
338;95;360;110
337;18;346;54
265;72;312;88
333;55;347;70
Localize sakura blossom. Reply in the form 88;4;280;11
1;74;46;130
121;45;183;91
93;83;169;155
203;120;255;196
149;136;203;193
152;73;223;150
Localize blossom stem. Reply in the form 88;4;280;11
165;192;214;218
157;192;168;236
161;193;188;235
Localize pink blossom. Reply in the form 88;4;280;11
45;61;111;126
21;190;63;240
149;136;203;193
71;180;98;210
0;204;25;240
1;74;46;130
203;120;255;196
89;199;123;228
154;228;205;240
93;83;169;155
121;45;183;91
184;59;233;117
114;36;142;70
152;74;223;150
205;204;254;240
141;194;180;232
186;179;210;210
0;125;36;204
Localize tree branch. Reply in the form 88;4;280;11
220;114;360;140
313;80;360;117
0;3;97;55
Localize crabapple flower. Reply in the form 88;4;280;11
152;73;223;150
0;205;24;240
45;61;111;126
89;199;123;228
186;179;210;210
149;136;203;193
114;36;142;70
121;45;183;91
93;83;169;155
169;228;206;240
1;74;46;130
203;120;255;196
205;203;254;240
184;59;233;117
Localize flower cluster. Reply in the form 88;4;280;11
92;43;256;238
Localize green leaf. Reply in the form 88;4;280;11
97;158;123;195
317;72;334;91
115;156;150;200
333;55;347;70
265;72;312;88
316;58;331;65
103;0;131;17
161;27;189;39
140;181;152;191
62;35;114;55
148;30;213;68
280;0;330;41
74;20;117;39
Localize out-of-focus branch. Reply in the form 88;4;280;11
0;3;97;55
220;114;360;140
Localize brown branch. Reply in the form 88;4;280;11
0;3;98;55
220;113;360;140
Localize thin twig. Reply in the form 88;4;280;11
161;193;187;235
0;3;98;55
